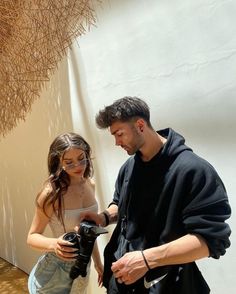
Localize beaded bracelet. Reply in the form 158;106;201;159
102;211;110;227
141;250;151;271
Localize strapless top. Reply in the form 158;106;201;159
48;203;98;237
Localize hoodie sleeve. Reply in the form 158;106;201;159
109;156;135;208
108;159;129;207
181;159;231;259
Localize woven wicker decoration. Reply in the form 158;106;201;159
0;0;99;136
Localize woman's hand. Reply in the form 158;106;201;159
54;235;78;261
94;262;104;287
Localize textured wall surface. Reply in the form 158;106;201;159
0;1;235;293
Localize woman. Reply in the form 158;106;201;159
27;132;103;293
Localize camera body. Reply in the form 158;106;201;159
63;220;108;279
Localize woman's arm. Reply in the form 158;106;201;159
27;192;78;261
27;206;58;252
92;240;103;286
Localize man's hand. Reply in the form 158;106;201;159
111;251;148;285
77;204;118;229
78;211;104;226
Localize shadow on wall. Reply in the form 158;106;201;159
0;56;75;272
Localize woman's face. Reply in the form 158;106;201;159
61;148;88;179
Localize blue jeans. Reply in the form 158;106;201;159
28;253;89;294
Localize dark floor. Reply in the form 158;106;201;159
0;257;28;293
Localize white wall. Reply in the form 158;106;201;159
0;0;235;293
77;0;236;293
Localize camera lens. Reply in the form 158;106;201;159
63;232;77;243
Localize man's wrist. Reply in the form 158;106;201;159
101;210;110;227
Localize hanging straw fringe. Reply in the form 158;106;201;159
0;0;100;137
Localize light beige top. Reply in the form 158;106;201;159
49;203;98;237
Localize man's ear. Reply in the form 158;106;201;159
136;118;145;132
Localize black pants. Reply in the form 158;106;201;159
106;275;150;294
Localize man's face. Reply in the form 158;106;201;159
109;120;144;155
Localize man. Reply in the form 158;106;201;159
82;96;231;293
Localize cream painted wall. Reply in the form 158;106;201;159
0;0;235;293
0;58;74;270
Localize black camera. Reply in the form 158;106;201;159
63;220;108;279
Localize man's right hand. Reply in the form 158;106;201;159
77;204;118;231
78;211;105;226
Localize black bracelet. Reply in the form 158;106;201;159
141;250;151;271
102;211;109;226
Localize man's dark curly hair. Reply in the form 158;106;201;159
95;96;152;128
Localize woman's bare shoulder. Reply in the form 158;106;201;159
87;177;95;190
37;181;53;206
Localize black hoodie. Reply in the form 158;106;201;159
103;128;231;293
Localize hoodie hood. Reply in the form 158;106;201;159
158;128;192;160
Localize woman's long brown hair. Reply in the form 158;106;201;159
36;133;93;231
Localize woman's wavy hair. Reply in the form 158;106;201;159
36;132;93;229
